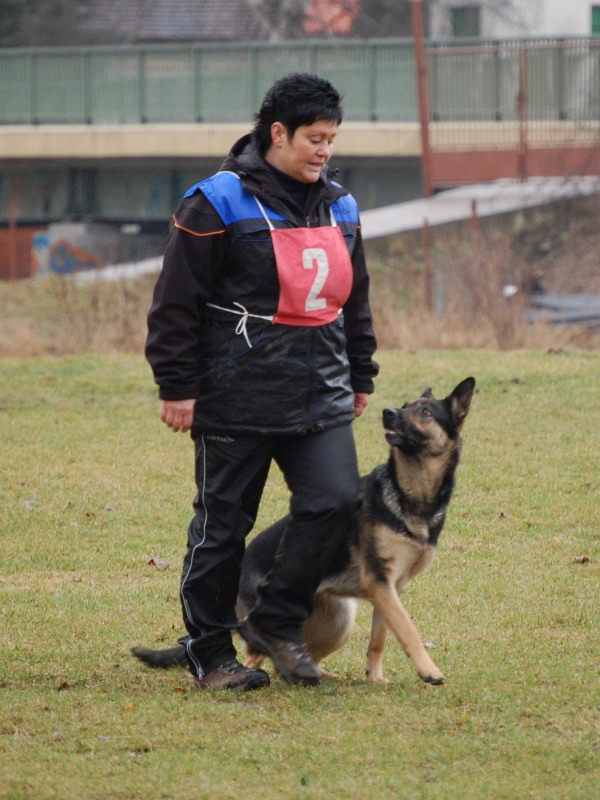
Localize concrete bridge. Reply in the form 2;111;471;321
1;37;599;276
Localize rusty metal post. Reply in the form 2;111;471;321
470;198;480;233
422;217;433;313
8;203;18;280
517;46;529;183
411;0;433;197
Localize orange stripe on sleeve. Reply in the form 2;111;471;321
173;214;226;237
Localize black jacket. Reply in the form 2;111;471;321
146;134;378;435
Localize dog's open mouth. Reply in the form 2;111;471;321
384;425;404;446
383;408;422;451
383;409;398;426
383;408;404;445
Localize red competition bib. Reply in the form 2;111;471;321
256;197;354;327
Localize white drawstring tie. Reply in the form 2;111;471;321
205;301;273;348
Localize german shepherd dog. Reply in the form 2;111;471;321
132;377;475;685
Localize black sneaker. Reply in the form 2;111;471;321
239;618;322;687
193;660;270;691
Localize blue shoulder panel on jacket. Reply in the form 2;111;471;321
184;171;285;226
331;191;359;224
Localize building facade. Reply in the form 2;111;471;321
429;0;600;39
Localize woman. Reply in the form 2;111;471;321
146;73;378;691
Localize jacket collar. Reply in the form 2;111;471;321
220;133;347;222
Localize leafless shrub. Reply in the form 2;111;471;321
45;275;152;354
0;321;46;357
369;216;600;351
2;199;599;357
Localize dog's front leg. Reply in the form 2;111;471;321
365;607;388;684
368;582;444;685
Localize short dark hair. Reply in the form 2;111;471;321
252;73;344;155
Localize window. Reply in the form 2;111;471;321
451;5;481;38
592;6;600;35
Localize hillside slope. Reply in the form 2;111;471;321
510;194;600;294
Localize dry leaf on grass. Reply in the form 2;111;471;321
148;555;170;570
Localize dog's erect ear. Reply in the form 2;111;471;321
422;387;433;399
449;377;475;428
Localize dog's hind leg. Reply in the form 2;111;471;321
242;596;357;677
365;607;389;684
304;595;357;678
243;645;267;670
367;583;444;685
303;596;357;662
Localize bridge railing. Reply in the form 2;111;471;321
429;38;600;123
0;39;417;125
1;37;598;127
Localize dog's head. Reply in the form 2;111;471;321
383;377;475;458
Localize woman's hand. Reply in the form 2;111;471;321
160;399;197;432
353;392;369;418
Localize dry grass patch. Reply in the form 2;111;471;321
2;195;600;357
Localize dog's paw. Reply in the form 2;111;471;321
319;669;343;681
365;670;389;685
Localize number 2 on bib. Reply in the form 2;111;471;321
303;247;329;312
270;225;353;326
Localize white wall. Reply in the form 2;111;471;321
429;1;596;39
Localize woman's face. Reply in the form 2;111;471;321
265;119;338;183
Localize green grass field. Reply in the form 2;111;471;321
1;350;598;799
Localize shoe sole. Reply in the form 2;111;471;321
240;621;322;687
192;673;270;692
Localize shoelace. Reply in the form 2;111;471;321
216;660;245;674
288;643;311;659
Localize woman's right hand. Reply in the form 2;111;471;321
160;399;197;433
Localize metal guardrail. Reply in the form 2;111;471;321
429;38;600;124
0;39;417;125
1;37;599;127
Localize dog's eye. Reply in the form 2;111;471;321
420;407;432;417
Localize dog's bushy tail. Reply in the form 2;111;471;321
131;645;187;669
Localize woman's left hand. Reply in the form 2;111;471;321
353;392;369;418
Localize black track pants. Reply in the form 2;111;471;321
180;425;360;678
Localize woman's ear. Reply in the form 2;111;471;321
270;121;286;147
